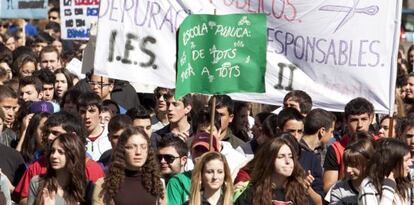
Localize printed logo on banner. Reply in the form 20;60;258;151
60;0;100;40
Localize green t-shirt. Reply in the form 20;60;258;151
166;171;192;205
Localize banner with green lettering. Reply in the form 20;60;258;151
176;14;267;99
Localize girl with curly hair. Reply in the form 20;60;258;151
93;126;165;205
184;152;233;205
27;133;87;205
235;137;310;205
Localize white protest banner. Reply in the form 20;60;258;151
94;0;401;114
0;0;47;19
60;0;99;40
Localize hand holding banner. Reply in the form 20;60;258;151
176;14;267;99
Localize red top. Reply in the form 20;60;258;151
15;156;104;198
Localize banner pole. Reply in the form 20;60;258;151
209;96;216;151
388;115;394;138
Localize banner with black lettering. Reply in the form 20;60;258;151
94;0;401;114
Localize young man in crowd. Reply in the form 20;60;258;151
98;114;132;168
155;90;192;142
151;87;170;132
212;95;245;149
126;105;153;137
283;90;313;116
33;69;55;102
77;92;111;160
323;97;375;193
18;76;43;102
39;46;60;71
87;73;132;114
48;7;60;24
278;107;305;141
0;85;19;147
157;134;188;183
302;108;336;166
15;111;104;205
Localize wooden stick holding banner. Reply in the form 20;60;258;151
209;96;216;151
388;115;394;138
209;9;217;151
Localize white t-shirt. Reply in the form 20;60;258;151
86;126;111;161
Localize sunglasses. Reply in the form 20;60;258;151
157;154;180;164
155;93;170;100
0;24;8;28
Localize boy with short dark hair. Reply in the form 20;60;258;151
77;92;111;160
18;76;43;102
323;97;375;193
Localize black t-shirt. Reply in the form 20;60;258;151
98;149;112;168
323;146;339;171
0;144;26;186
235;186;293;205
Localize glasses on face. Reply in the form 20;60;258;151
49;16;58;20
155;93;170;100
157;154;180;164
0;24;8;28
88;81;111;88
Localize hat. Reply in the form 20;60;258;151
29;101;54;113
191;132;220;152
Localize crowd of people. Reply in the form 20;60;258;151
1;1;414;205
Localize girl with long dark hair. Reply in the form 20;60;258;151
27;133;87;205
359;138;412;204
235;137;309;205
17;112;50;165
54;68;74;103
93;126;165;205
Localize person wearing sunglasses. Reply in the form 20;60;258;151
151;87;172;132
157;134;188;183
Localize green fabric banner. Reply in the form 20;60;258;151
176;13;267;99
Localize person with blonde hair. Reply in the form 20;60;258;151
184;151;233;205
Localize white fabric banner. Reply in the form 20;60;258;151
94;0;401;114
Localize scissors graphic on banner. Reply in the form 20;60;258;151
319;0;379;33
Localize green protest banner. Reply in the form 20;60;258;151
176;14;267;99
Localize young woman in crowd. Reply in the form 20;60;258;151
17;112;50;165
54;68;73;103
184;152;233;205
377;116;397;138
92;126;165;205
27;133;87;205
358;138;412;205
12;54;37;78
235;137;310;205
328;139;374;204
